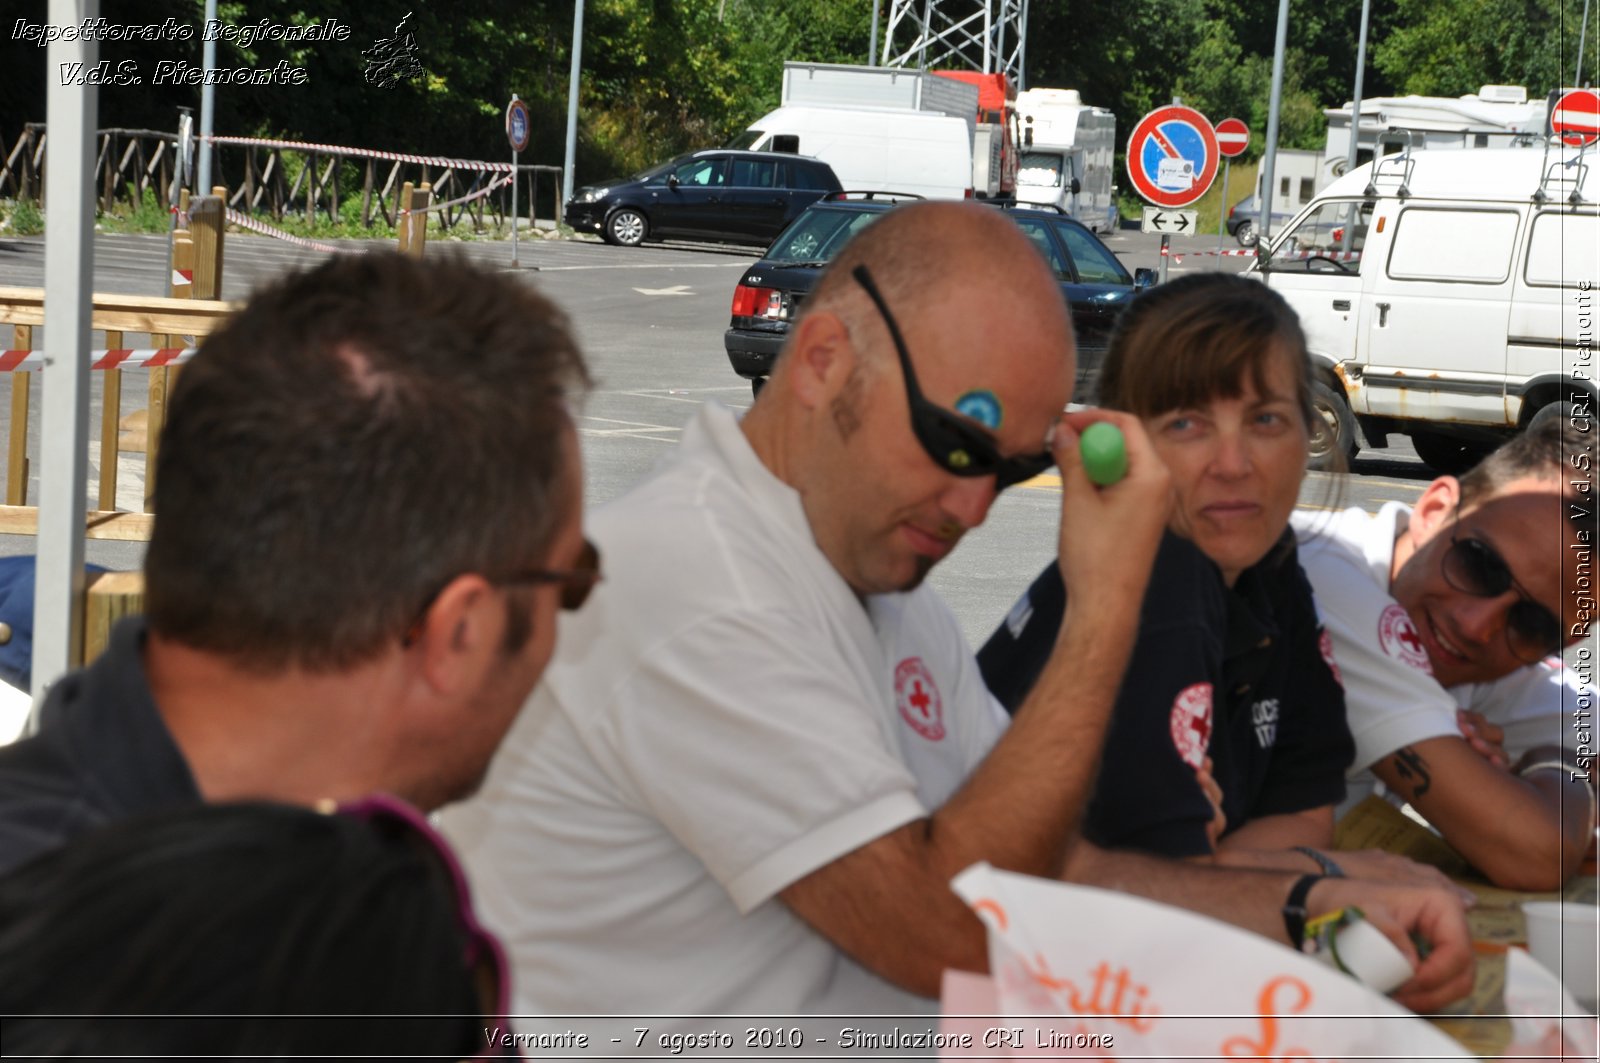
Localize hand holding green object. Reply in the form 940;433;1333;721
1079;421;1127;486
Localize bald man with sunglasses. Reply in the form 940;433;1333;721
446;202;1473;1016
1294;418;1597;890
0;253;594;876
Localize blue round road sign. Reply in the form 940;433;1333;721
506;97;531;153
1126;105;1218;209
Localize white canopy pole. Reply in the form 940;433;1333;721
28;0;99;718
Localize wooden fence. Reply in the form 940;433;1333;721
1;125;563;232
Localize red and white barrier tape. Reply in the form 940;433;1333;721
202;134;513;173
399;170;515;216
221;208;354;254
0;348;196;372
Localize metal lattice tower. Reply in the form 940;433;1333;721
880;0;1028;86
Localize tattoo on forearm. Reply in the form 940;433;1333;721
1392;746;1432;800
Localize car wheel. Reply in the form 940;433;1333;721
1411;431;1493;475
1308;380;1357;471
1527;398;1578;432
1234;219;1257;248
604;208;648;247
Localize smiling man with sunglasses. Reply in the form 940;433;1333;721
1295;417;1598;889
0;252;592;876
445;201;1474;1017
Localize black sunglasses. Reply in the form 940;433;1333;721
402;539;602;646
852;265;1055;489
1442;521;1561;664
496;537;602;613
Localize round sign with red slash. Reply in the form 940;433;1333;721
506;96;531;153
1551;88;1600;148
1215;117;1250;159
1126;105;1219;209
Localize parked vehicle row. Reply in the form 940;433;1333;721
723;193;1153;399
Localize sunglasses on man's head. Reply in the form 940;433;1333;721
326;794;518;1060
1442;522;1562;664
851;266;1055;490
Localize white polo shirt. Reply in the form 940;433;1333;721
1292;503;1589;810
441;404;1007;1015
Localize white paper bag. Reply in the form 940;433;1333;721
945;862;1474;1061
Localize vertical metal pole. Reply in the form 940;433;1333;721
983;1;992;74
31;0;100;714
1578;0;1593;88
562;0;585;205
869;0;880;65
1216;159;1231;253
1258;0;1290;250
511;150;520;268
919;0;931;69
1345;0;1371;176
197;0;218;192
1158;234;1170;284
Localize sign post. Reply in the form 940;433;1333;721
1126;105;1219;283
506;94;532;268
1213;117;1249;253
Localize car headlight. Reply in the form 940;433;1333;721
576;187;609;204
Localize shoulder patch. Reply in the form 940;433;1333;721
895;657;946;742
1377;603;1433;674
1168;682;1214;770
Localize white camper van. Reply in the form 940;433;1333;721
1254;143;1598;472
733;105;974;201
1013;88;1118;232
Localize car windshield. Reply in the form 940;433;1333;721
1018;151;1066;187
631;158;680;182
765;207;888;264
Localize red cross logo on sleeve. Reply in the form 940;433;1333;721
1168;683;1213;770
1378;603;1434;674
895;657;946;742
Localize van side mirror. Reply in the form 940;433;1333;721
1070;178;1082;196
1134;268;1156;289
667;174;680;189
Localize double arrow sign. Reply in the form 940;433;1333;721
1141;208;1198;235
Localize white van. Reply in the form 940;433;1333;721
733;105;974;201
1255;143;1597;472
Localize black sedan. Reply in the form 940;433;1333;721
564;149;841;248
725;194;1154;397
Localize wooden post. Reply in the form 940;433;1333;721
397;182;415;255
82;570;145;666
98;329;123;512
402;181;431;258
362;159;374;227
189;187;225;300
7;325;30;506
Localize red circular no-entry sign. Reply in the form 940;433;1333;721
1551;88;1600;148
1215;117;1250;158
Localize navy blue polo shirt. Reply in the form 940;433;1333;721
0;618;200;875
978;529;1353;858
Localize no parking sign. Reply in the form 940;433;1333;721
1126;105;1218;209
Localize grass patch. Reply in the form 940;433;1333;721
3;199;44;236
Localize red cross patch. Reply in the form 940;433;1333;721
1319;628;1344;688
1378;603;1433;674
895;657;946;742
1168;683;1213;770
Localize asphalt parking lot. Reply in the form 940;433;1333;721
0;226;1436;646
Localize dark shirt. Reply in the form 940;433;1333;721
0;618;200;875
978;529;1353;857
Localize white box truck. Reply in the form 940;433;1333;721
1013;88;1118;232
731;105;975;201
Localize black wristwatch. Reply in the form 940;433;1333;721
1283;873;1325;951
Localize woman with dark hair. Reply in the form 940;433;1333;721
980;272;1447;885
0;797;515;1060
